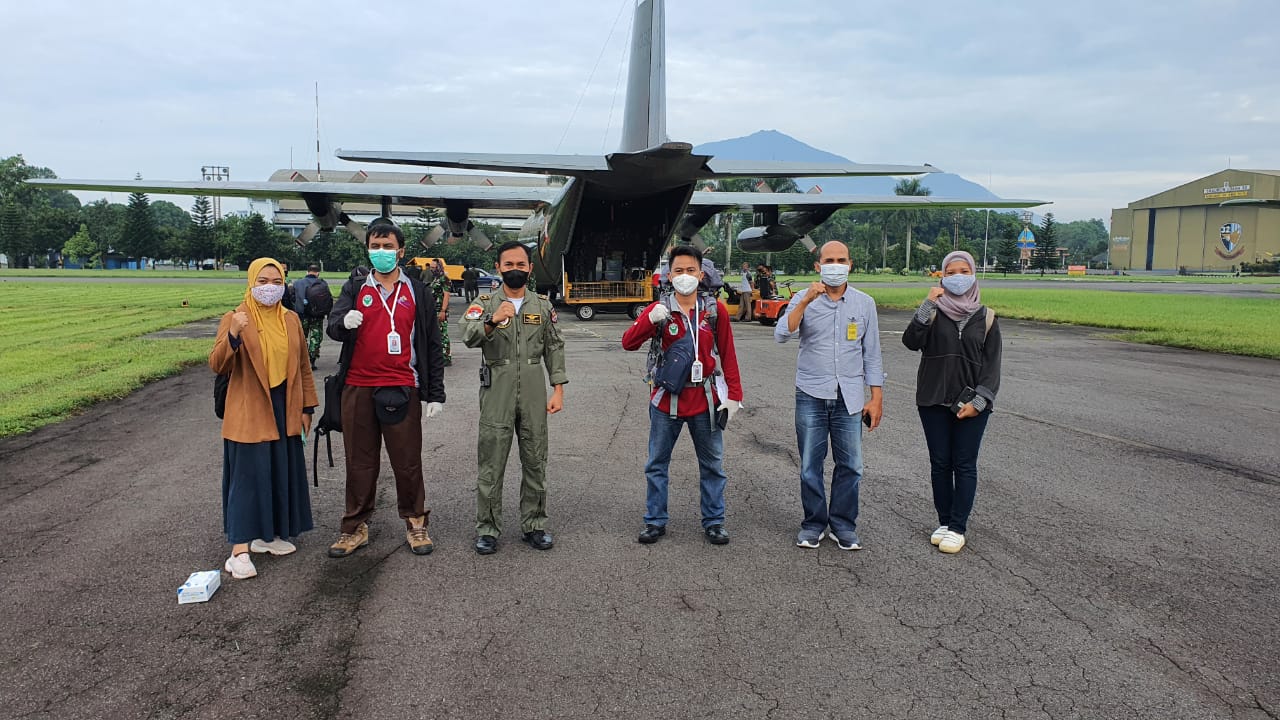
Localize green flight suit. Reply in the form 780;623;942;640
461;291;568;536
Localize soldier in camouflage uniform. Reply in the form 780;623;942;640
461;241;567;555
428;260;452;366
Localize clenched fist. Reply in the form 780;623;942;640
647;303;671;325
343;310;364;329
230;311;250;338
492;301;517;325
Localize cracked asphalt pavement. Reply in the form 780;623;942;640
2;306;1278;719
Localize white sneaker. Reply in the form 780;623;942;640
224;552;258;579
250;538;297;556
938;531;966;554
930;526;949;546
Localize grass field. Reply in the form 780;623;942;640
0;268;247;280
859;287;1280;359
0;280;1276;438
0;283;244;437
769;272;1280;285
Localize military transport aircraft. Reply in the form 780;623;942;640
31;0;1046;294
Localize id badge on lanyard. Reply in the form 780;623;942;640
689;299;704;383
380;284;405;355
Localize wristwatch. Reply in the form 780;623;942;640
483;314;498;328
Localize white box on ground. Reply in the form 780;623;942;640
178;570;221;604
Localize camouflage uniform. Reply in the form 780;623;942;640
301;317;324;365
428;271;452;366
461;292;568;537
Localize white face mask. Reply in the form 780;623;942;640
671;273;700;296
251;284;285;306
819;263;850;287
940;273;976;295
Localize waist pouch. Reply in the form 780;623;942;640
372;386;413;425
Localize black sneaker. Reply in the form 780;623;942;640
638;524;666;544
522;530;554;550
704;524;730;545
474;535;497;555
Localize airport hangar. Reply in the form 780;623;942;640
1109;169;1280;271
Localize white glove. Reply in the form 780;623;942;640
717;399;742;422
647;304;671;324
425;402;443;418
343;310;364;329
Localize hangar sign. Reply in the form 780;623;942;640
1203;181;1251;200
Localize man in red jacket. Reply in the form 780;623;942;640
622;245;744;545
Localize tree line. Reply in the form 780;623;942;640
695;177;1108;275
0;154;515;273
1;153;1106;276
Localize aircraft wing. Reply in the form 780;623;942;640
1220;198;1280;207
336;150;610;174
26;178;560;210
689;191;1048;211
336;150;941;180
702;160;939;178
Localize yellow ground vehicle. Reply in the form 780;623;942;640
560;274;655;320
408;257;465;292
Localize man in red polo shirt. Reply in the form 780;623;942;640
325;220;446;558
622;245;744;546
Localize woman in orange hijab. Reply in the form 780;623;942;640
209;258;318;580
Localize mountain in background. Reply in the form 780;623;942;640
693;129;998;199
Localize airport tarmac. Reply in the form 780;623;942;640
1;307;1278;719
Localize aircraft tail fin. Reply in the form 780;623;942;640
619;0;666;153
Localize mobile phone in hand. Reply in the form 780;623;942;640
716;407;729;430
862;412;872;428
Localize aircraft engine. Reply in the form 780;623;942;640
736;224;802;253
735;207;839;253
424;203;492;250
297;194;365;246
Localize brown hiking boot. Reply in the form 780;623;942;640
406;516;434;555
328;523;369;558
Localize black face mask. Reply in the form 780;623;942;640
502;269;529;289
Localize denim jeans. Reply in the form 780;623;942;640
795;388;863;536
644;404;727;528
917;404;990;535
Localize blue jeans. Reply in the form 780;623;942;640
917;405;990;535
644;404;727;528
795;388;863;535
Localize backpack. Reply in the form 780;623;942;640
643;291;720;386
213;373;229;418
699;258;724;292
304;278;333;319
311;284;359;486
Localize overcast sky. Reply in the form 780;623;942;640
3;0;1278;223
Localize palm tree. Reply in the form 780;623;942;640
893;177;932;272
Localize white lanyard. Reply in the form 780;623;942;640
687;298;700;357
377;281;404;333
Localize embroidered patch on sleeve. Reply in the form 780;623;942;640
464;305;484;320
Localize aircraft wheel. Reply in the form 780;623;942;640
627;303;646;320
575;304;595;321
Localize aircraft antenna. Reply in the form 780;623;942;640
315;82;322;181
557;0;631;153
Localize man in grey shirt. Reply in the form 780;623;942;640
735;262;754;321
774;241;884;550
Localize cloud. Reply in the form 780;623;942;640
2;0;1278;222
